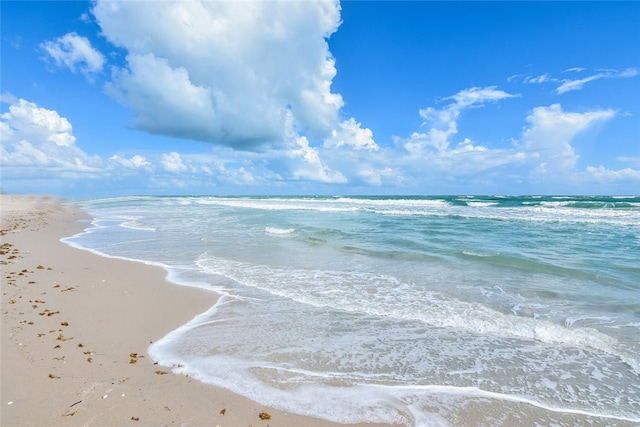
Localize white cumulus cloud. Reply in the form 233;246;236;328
110;154;151;170
405;86;519;155
161;152;188;173
106;53;219;143
93;0;343;149
288;136;346;183
0;98;101;176
40;32;105;79
1;98;76;147
583;166;640;182
324;118;378;151
522;103;616;172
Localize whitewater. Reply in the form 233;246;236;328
64;196;640;426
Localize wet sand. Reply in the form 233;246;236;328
0;194;383;426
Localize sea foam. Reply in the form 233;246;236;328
67;195;640;425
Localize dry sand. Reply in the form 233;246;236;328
0;195;383;427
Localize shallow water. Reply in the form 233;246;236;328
65;195;640;425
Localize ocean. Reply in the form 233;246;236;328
63;195;640;426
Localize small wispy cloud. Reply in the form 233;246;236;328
524;73;553;84
617;156;640;167
444;86;520;109
515;67;638;94
0;92;19;104
556;74;604;94
556;68;638;94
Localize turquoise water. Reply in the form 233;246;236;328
65;196;640;425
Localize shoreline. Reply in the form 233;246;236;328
0;194;381;426
2;194;636;426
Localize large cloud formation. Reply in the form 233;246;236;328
5;1;636;196
93;0;344;150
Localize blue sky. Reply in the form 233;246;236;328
1;1;639;198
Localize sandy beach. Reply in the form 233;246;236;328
3;194;637;427
0;195;383;427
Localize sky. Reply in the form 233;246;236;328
1;0;639;198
